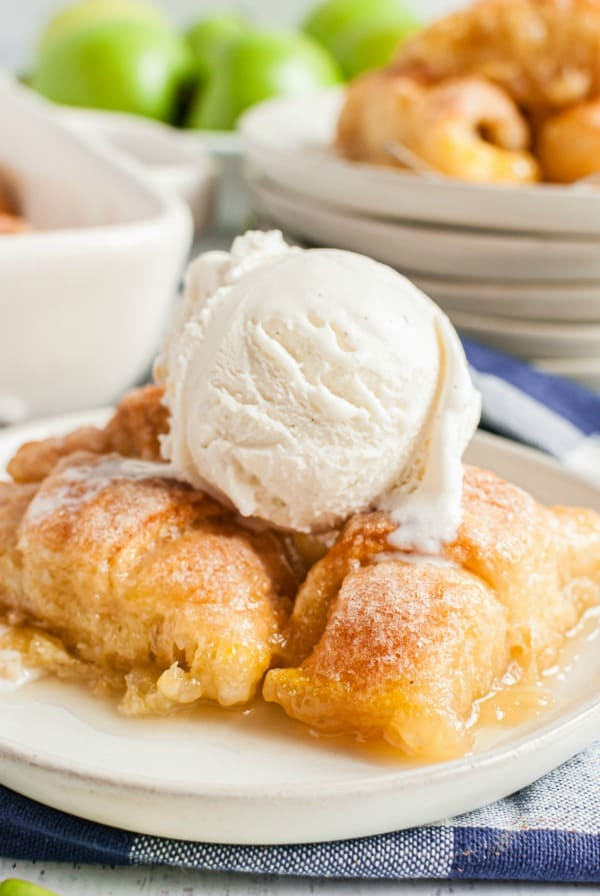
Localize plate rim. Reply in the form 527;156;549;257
249;176;600;286
0;679;599;803
248;173;600;248
449;310;600;338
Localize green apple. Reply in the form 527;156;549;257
186;29;342;131
185;14;248;80
304;0;409;47
38;0;166;56
337;19;420;77
303;0;420;76
33;21;193;123
0;880;59;896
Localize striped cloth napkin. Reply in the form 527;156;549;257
1;339;599;883
1;743;598;882
463;339;600;485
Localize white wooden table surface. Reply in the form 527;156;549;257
0;861;593;895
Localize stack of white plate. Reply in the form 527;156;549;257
240;89;600;392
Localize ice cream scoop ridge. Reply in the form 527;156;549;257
156;231;481;552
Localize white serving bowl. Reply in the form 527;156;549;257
0;77;192;420
58;107;218;234
60;107;249;236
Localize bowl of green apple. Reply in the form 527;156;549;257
24;0;420;227
26;0;419;134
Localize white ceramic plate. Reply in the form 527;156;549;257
412;275;600;323
248;177;600;282
240;89;600;236
451;310;600;360
1;412;599;844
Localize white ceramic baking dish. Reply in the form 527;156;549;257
0;75;192;421
58;107;218;234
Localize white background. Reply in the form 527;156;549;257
2;1;463;70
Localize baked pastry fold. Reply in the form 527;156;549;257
393;0;600;119
264;467;600;758
0;451;297;714
336;70;540;183
335;0;600;183
7;385;168;483
3;408;599;760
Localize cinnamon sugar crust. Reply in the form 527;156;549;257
393;0;600;119
2;421;599;760
264;465;600;758
7;385;169;483
0;452;298;713
336;0;600;182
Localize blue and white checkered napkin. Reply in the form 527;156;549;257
463;339;600;485
1;340;600;882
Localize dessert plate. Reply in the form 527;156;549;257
248;177;600;282
0;411;599;844
241;89;600;235
451;310;600;360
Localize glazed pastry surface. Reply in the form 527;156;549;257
264;467;600;758
7;385;168;484
0;452;297;714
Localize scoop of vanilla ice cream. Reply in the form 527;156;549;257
157;231;480;550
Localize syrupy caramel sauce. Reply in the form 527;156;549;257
1;605;599;767
475;682;554;728
472;604;600;733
